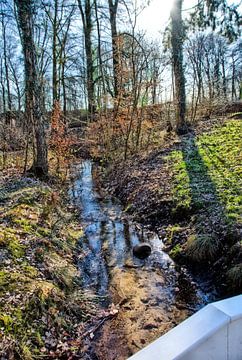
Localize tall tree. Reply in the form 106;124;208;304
43;0;75;111
1;10;12;124
170;0;187;134
108;0;119;99
77;0;95;115
14;0;48;177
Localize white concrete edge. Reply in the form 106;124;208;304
212;294;242;321
128;294;242;360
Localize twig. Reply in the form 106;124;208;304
175;303;196;312
80;313;116;340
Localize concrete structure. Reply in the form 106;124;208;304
129;295;242;360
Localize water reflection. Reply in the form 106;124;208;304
70;161;215;307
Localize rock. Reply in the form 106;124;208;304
124;259;137;268
133;243;152;259
140;297;150;304
107;259;116;267
143;323;158;330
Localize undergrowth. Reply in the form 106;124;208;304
0;177;96;359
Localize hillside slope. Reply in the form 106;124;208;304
104;119;242;293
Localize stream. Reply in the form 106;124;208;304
70;160;217;360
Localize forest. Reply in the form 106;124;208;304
0;0;241;359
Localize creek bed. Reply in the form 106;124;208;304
70;160;217;360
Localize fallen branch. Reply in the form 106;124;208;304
80;311;118;340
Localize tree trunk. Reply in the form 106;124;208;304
77;0;95;116
108;0;119;99
170;0;187;134
1;13;12;125
231;53;236;101
15;0;48;177
94;0;106;99
52;0;59;104
0;58;6;115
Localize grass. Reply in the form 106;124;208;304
226;264;242;289
169;119;241;229
167;151;192;214
0;176;96;359
196;121;241;224
167;119;241;288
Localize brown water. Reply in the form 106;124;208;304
70;161;217;359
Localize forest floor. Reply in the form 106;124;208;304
101;117;242;295
0;115;241;359
0;164;106;359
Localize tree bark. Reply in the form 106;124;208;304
108;0;119;99
1;12;12;125
52;0;59;104
77;0;95;116
15;0;48;177
171;0;187;134
94;0;106;100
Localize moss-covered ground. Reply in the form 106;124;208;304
0;175;96;359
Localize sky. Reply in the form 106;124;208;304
136;0;241;38
136;0;197;38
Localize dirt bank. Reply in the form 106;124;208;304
101;118;242;295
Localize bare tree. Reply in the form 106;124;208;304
170;0;187;133
14;0;48;177
108;0;119;99
77;0;95;115
0;7;12;124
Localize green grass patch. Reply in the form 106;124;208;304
226;264;242;289
168;119;241;271
167;151;192;214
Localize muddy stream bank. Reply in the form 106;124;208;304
70;161;217;360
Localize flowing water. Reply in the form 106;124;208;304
70;160;216;359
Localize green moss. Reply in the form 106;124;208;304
36;227;51;237
0;313;13;332
0;227;24;258
20;264;39;278
0;272;29;294
166;224;183;244
0;226;17;245
13;218;37;234
20;344;33;360
8;238;25;258
0;176;95;357
66;227;84;247
0;271;9;288
169;244;182;259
